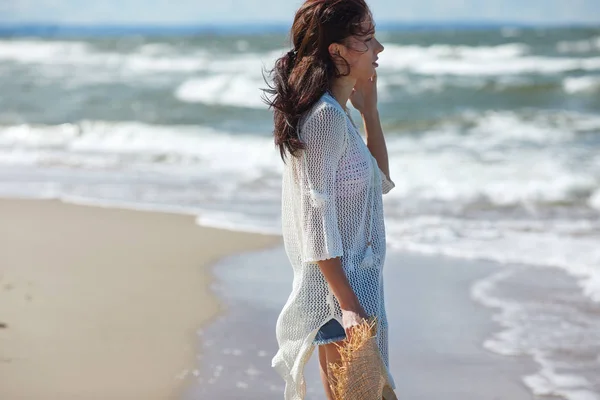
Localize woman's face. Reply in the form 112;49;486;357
343;17;384;81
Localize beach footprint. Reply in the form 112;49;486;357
1;281;11;329
2;280;33;301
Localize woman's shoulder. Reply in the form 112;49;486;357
300;92;347;134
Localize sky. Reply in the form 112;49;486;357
1;0;599;25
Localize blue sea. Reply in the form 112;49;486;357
1;23;599;398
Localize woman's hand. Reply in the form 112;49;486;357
349;72;378;116
341;304;369;339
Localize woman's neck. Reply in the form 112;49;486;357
329;76;356;111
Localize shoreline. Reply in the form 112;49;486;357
0;198;280;399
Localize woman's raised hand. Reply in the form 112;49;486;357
349;72;378;115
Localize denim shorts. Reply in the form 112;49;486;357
313;318;346;345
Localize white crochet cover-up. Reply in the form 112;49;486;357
272;92;396;399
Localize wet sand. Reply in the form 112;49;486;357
183;247;538;400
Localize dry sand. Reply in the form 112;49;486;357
0;198;279;399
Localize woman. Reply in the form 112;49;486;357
263;0;395;398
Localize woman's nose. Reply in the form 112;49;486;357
376;38;384;54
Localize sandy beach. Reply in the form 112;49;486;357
0;198;279;399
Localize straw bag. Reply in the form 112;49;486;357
327;318;397;400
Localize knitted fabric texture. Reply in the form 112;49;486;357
272;92;396;399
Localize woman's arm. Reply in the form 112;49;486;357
361;109;390;180
317;257;367;332
351;73;393;184
316;257;361;310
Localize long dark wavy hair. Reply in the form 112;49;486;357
262;0;374;161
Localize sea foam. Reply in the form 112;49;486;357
175;75;267;109
471;268;600;400
564;76;600;93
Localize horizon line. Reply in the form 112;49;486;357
0;20;598;37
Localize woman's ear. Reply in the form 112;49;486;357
328;43;342;59
329;42;351;75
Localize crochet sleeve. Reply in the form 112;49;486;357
380;168;395;194
298;104;347;263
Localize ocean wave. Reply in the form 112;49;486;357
0;121;280;174
379;43;600;76
174;75;267;109
385;42;530;61
0;39;90;63
2;110;598;207
171;49;282;108
557;36;600;54
0;39;285;99
0;40;210;76
590;189;600;211
378;74;565;94
385;109;600;208
0;39;279;74
564;75;600;93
